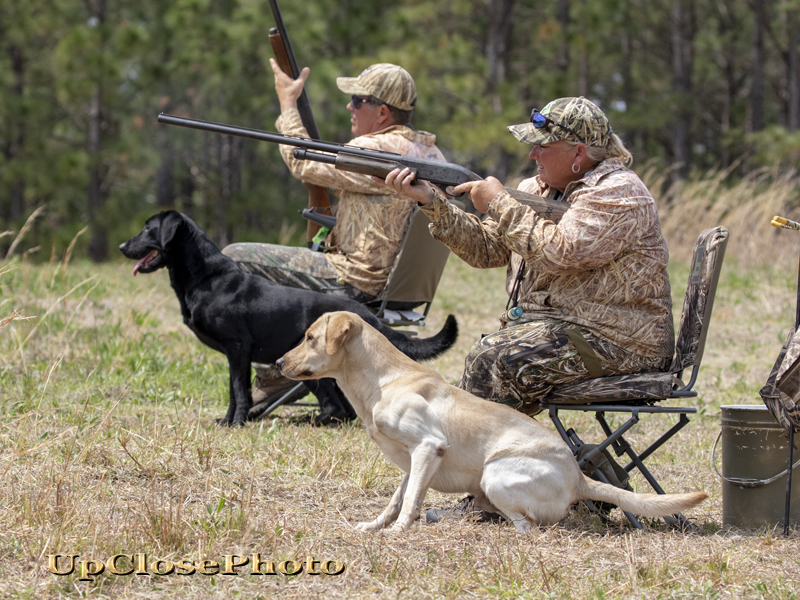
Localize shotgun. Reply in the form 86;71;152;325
267;0;331;244
157;113;570;223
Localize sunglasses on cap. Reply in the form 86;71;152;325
351;95;383;109
530;108;586;144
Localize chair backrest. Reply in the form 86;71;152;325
671;226;729;374
376;207;452;305
303;202;458;326
368;204;461;326
543;225;729;404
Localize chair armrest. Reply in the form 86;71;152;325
301;208;337;230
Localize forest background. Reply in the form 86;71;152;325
1;0;800;260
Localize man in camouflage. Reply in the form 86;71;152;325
224;61;446;301
222;61;446;409
384;96;674;416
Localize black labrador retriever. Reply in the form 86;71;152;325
119;211;458;426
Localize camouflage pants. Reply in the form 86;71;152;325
459;319;670;416
221;243;377;400
221;243;375;302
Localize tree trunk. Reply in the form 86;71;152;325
155;128;175;208
179;164;195;218
214;134;242;247
577;0;588;97
484;0;515;182
86;81;108;261
788;10;799;130
750;0;765;132
200;131;210;231
716;0;735;169
214;135;226;246
671;0;694;180
227;136;241;244
8;44;25;222
556;0;570;92
620;12;632;112
485;0;515;115
578;50;588;97
86;0;108;262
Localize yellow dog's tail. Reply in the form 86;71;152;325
578;475;708;518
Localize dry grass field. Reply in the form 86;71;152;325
2;169;800;598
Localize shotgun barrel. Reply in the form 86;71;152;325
157;113;570;223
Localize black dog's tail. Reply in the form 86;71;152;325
373;314;458;361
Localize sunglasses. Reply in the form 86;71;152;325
351;95;382;109
530;108;586;143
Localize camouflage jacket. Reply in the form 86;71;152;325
276;108;446;297
420;158;675;359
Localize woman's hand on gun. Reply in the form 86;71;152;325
376;167;437;205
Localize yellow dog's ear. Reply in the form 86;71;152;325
325;312;355;356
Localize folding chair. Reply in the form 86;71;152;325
539;226;729;528
363;205;455;327
303;202;460;327
250;204;456;419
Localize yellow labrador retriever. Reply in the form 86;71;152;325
277;311;708;533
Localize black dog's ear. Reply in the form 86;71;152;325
159;211;184;248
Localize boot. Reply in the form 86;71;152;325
251;363;296;406
308;378;357;427
426;495;506;524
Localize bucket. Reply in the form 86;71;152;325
717;405;800;528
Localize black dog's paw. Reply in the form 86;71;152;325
215;417;246;427
311;411;356;428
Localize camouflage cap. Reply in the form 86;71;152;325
336;64;417;111
508;97;612;147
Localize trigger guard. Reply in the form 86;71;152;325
439;184;464;197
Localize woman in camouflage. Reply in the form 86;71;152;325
382;96;674;418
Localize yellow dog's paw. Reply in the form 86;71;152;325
355;520;382;532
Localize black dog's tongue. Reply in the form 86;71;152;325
132;250;158;276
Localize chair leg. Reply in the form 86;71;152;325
248;382;310;421
595;411;691;497
587;464;643;529
593;411;698;530
595;412;691;475
548;405;576;450
548;406;643;529
548;405;699;530
579;411;639;469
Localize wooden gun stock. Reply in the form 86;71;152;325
268;27;331;244
268;29;293;78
